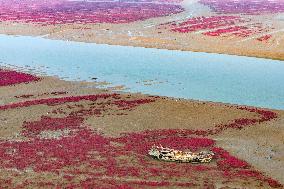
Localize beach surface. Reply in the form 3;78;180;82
0;70;283;188
0;0;284;188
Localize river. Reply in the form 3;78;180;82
0;34;283;110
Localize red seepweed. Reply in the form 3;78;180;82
0;69;39;86
0;0;183;25
0;92;281;188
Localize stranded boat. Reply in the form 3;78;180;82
148;145;214;163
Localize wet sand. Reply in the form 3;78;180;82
0;70;283;188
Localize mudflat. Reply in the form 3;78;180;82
0;70;283;188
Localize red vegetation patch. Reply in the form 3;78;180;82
0;93;281;188
0;69;39;86
199;0;284;15
0;123;281;187
0;93;119;110
211;107;277;134
165;16;247;33
21;116;83;138
146;106;277;137
257;34;272;42
217;154;249;169
114;132;215;154
0;0;183;25
238;107;278;121
161;16;272;39
203;23;270;38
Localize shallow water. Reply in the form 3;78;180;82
0;34;284;110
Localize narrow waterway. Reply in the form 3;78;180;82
0;34;283;109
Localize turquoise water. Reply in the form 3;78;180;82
0;34;284;110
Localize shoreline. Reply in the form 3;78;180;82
1;28;284;62
0;16;283;61
2;32;283;62
0;68;283;187
1;33;284;111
